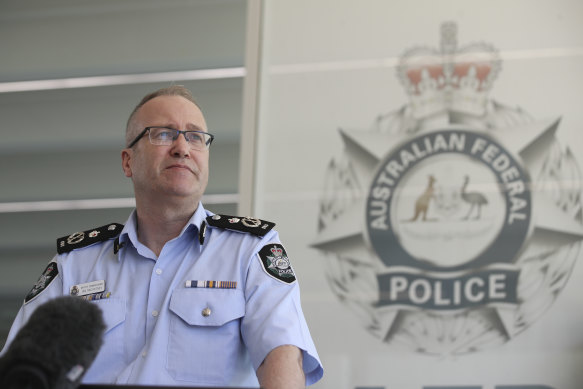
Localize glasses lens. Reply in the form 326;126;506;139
184;131;212;150
149;127;178;145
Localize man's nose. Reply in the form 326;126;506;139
171;133;191;157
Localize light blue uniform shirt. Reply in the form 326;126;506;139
2;204;323;387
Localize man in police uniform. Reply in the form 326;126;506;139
1;86;323;387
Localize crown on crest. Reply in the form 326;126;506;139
270;246;283;257
397;22;501;118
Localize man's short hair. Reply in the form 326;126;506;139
125;85;200;146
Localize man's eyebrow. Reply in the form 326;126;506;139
185;123;206;132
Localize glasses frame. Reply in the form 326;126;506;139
127;126;215;150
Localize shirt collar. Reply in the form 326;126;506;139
115;202;209;256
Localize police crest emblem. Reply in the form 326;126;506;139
313;22;583;355
25;262;59;303
258;244;297;284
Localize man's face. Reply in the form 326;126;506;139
121;95;210;203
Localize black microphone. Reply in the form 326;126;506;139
0;296;106;389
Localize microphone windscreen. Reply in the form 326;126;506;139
0;296;105;389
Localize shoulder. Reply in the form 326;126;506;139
204;214;275;237
204;215;296;283
57;223;124;254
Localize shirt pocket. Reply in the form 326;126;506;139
83;298;127;382
167;287;246;384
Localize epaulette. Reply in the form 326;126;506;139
206;214;275;237
57;223;124;254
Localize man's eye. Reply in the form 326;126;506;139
155;130;174;140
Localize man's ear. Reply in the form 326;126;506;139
121;148;133;178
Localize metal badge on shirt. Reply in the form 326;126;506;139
70;280;106;297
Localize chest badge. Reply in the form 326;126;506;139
70;280;106;297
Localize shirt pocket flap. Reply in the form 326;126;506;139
92;298;126;333
169;288;245;326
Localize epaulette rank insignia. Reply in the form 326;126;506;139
206;215;275;237
57;223;124;254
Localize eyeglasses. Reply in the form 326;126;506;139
127;127;215;150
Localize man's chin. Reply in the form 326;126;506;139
164;186;205;201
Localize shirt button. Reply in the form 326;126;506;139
202;307;211;317
152;310;159;317
155;268;162;275
142;351;147;358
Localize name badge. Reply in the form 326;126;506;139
70;280;105;296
